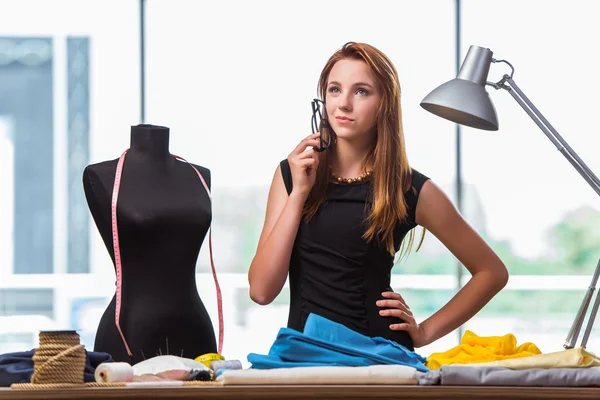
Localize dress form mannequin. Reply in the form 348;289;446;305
82;124;217;364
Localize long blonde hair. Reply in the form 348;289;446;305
303;42;424;257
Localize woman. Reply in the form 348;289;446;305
248;42;508;351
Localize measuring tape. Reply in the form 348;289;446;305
111;149;224;358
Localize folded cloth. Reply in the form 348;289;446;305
247;313;428;372
217;365;418;385
439;365;600;386
416;370;441;385
426;330;541;369
470;347;600;370
0;349;113;387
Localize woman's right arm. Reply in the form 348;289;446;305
248;134;320;305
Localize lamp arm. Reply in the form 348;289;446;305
489;74;600;349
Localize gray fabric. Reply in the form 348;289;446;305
416;370;440;385
440;365;600;386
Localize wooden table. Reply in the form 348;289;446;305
2;385;600;399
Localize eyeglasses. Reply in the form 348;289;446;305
311;98;331;152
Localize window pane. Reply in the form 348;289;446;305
147;0;456;363
0;0;140;352
0;289;54;318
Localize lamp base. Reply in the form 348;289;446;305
564;258;600;349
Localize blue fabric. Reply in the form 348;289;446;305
0;349;113;387
248;313;429;372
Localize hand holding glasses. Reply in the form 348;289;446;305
311;99;331;152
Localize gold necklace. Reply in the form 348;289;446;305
330;168;373;184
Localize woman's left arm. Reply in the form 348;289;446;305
412;180;508;347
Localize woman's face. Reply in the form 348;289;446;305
325;58;381;143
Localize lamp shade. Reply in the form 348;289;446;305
420;45;499;131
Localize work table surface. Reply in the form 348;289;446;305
2;385;600;400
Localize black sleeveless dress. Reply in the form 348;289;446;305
280;160;430;351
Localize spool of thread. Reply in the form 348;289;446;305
95;362;134;383
31;330;86;385
209;360;242;372
190;369;214;381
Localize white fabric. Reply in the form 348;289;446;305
132;355;209;381
217;365;418;385
95;355;210;383
463;347;600;370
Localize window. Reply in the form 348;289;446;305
3;0;596;366
146;0;456;361
0;0;140;352
461;0;600;352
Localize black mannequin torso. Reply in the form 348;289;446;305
82;124;217;364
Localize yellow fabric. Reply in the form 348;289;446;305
426;330;541;369
470;347;600;370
